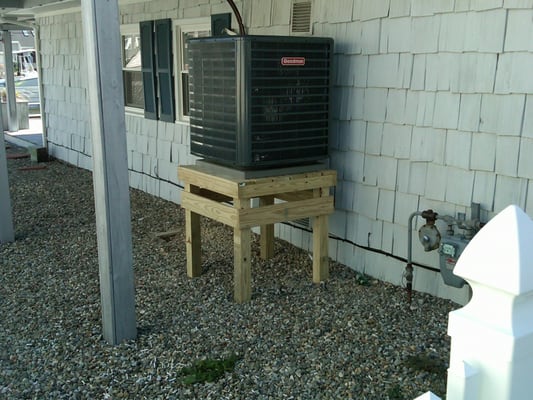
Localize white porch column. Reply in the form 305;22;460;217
2;30;18;132
80;0;137;344
446;205;533;399
0;130;15;243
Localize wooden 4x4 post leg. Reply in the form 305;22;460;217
185;184;202;277
259;195;275;260
313;187;329;282
234;198;251;303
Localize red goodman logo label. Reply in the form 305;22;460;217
281;57;306;66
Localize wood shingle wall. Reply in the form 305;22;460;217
37;0;533;303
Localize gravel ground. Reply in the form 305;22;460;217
1;143;457;399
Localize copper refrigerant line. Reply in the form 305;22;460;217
226;0;246;35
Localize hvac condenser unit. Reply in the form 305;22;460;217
187;35;333;169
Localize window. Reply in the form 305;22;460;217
121;25;144;110
122;18;211;122
173;19;211;121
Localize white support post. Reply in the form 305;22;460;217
2;30;18;132
446;205;533;399
0;129;15;243
80;0;137;344
414;392;442;400
446;360;479;399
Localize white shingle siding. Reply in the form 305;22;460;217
415;92;436;126
395;159;410;193
329;0;355;23
407;161;427;195
339;180;355;211
368;54;400;88
363;88;388;122
377;188;395;223
472;171;496;210
504;0;533;8
505;9;533;51
458;94;482;132
411;15;440;53
495;136;520;176
344;22;362;54
352;56;368;88
424;53;455;91
359;19;381;54
393;191;420;225
380;17;411;53
527;181;533;215
433;92;460;129
438;12;467;51
445;130;472;170
425;163;447;201
513;138;533;179
411;55;426;90
495;53;533;93
411;0;455;16
471;0;504;11
37;0;533;304
452;53;497;93
270;0;290;25
391;220;409;258
353;183;379;218
389;0;411;17
479;94;526;135
363;154;382;186
470;133;497;171
343;120;366;152
410;127;446;163
350;88;365;119
523;95;533;138
493;176;528;211
467;9;507;52
335;150;350;178
364;122;383;155
404;91;420;125
354;0;391;21
336;55;353;86
444;167;475;206
381;123;412;159
517;138;533;179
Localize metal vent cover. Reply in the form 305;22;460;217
291;0;312;34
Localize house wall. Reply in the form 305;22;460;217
36;0;533;304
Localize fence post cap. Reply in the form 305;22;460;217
454;205;533;295
413;392;442;400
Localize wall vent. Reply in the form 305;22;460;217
291;0;312;34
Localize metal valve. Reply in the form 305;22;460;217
418;224;441;251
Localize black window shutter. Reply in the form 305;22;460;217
140;20;157;120
155;19;175;122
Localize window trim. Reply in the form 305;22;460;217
120;24;144;115
172;17;211;122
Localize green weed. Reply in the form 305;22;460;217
179;354;240;385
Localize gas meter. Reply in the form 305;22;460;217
438;235;468;288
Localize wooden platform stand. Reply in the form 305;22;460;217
178;165;337;303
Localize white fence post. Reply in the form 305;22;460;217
414;391;442;400
446;205;533;400
0;132;15;243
